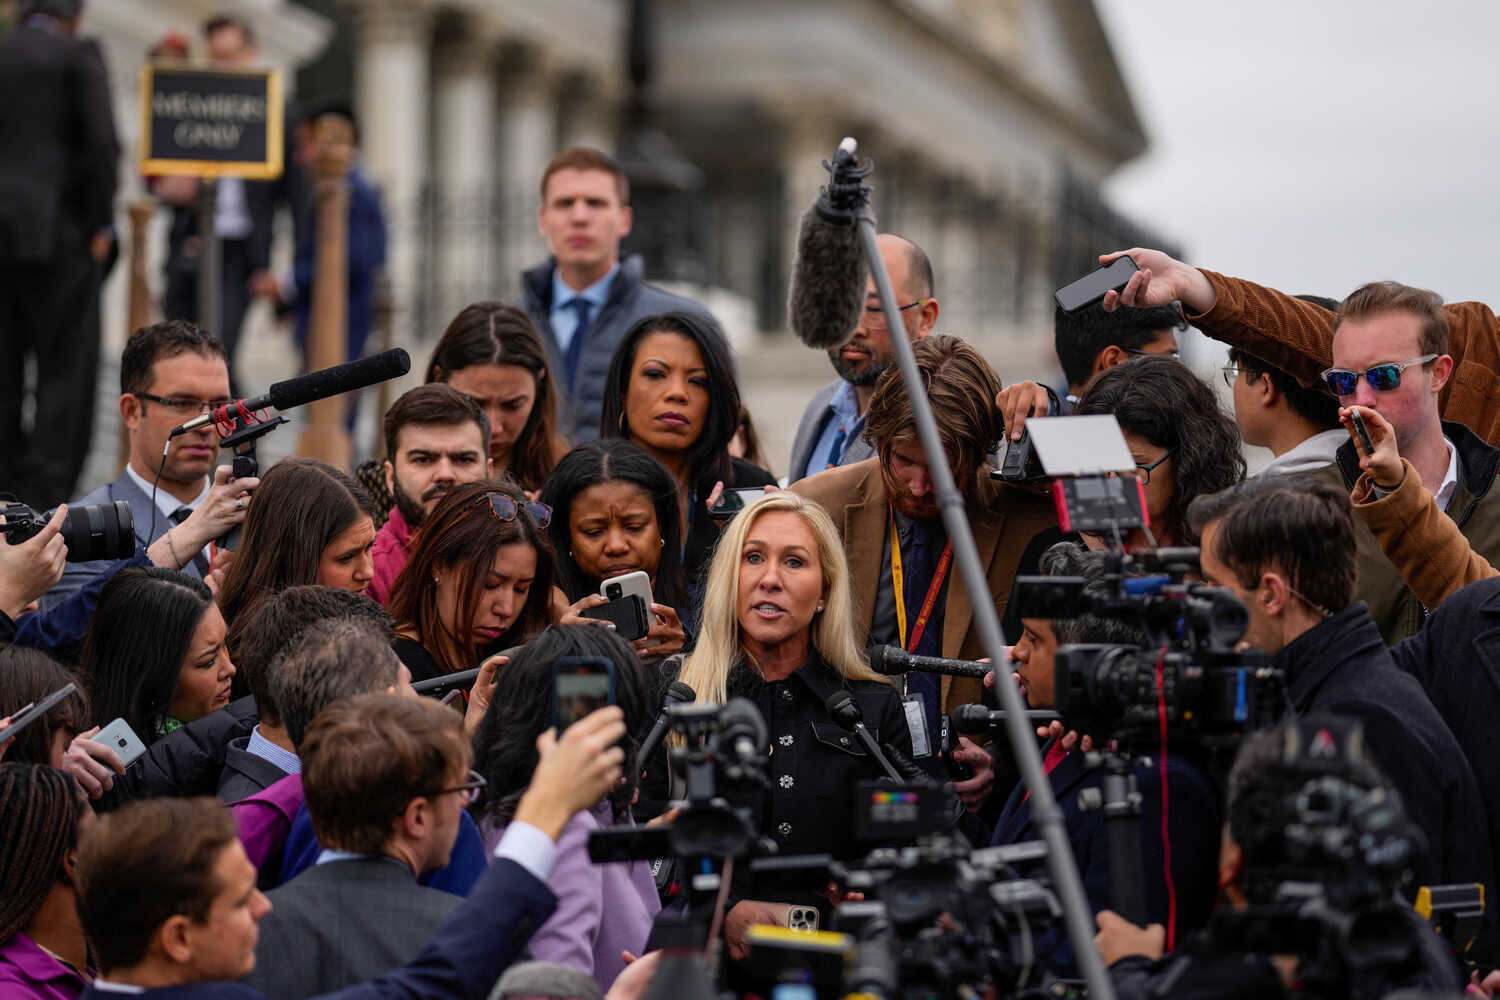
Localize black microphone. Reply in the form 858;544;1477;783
825;690;903;782
868;645;993;680
786;137;872;350
717;697;768;764
411;667;481;698
636;681;695;770
170;348;411;437
951;703;1060;736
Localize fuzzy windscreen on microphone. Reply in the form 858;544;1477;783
786;204;868;350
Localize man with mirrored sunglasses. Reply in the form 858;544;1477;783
1286;282;1500;642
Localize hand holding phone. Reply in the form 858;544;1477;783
0;682;76;747
1340;405;1404;488
553;656;616;732
1055;256;1139;313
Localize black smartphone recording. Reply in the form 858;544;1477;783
1054;256;1139;313
553;656;616;731
581;593;651;642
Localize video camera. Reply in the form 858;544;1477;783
589;698;771;869
1210;717;1434;999
0;498;136;562
998;416;1283;750
744;784;1071;1000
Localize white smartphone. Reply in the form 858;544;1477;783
600;571;660;648
90;717;147;768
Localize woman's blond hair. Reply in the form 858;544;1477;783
675;492;891;710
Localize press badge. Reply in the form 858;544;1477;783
903;696;932;757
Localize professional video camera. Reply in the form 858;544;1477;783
589;697;771;874
0;497;136;562
744;784;1073;1000
1001;415;1284;750
1012;546;1283;750
1209;718;1437;1000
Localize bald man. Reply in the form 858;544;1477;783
787;234;941;484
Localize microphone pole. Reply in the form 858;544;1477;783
829;137;1115;999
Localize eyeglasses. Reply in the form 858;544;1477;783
476;492;552;528
430;769;487;806
1319;355;1437;396
1221;364;1240;387
1131;453;1171;485
863;300;924;330
1123;347;1182;362
134;393;234;416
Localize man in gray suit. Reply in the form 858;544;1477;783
45;320;256;607
517;147;712;442
787;234;940;484
244;693;468;999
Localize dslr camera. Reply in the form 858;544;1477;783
0;498;136;563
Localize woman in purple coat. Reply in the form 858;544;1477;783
471;625;660;990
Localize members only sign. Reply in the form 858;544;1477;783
140;65;283;178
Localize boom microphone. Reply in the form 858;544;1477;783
786;137;871;349
170;348;412;437
868;645;993;681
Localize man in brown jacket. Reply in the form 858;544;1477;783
791;335;1058;811
1107;250;1500;642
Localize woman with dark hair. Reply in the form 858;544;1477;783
1074;354;1246;547
471;624;658;990
540;439;689;655
79;567;235;744
599;312;775;582
0;646;90;769
0;764;94;997
219;458;378;658
388;480;555;681
426;302;569;492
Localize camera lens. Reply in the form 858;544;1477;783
54;500;135;562
117;738;127;747
606;584;622;599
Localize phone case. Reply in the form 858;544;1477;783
91;717;147;768
581;594;650;641
601;571;659;647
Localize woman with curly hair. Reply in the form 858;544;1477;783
1074;354;1246;547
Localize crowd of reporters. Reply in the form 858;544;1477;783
4;134;1500;1000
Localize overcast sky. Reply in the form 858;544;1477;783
1094;0;1500;307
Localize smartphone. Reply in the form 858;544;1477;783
602;570;660;648
90;717;147;768
1054;256;1139;313
939;714;974;781
1349;407;1375;456
0;682;77;747
581;594;651;641
708;488;768;520
553;656;616;732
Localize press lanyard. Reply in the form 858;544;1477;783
889;505;953;653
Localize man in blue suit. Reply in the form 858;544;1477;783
75;705;628;1000
990;542;1221;976
44;320;257;609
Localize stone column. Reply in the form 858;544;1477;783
433;24;499;322
352;0;432;349
495;43;560;300
557;70;617;153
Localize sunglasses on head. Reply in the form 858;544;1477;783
1320;354;1437;396
475;492;552;528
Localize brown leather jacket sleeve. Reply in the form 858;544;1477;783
1351;458;1498;610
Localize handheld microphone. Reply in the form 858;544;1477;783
170;348;411;437
951;702;1060;736
718;697;768;764
411;667;481;698
786;136;872;350
825;690;903;782
636;681;696;770
868;645;993;681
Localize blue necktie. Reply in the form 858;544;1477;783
563;298;592;393
826;424;848;470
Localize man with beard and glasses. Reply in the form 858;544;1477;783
792;336;1057;820
368;386;493;606
787;233;940;483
